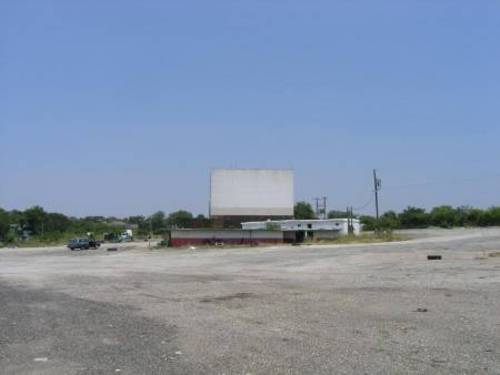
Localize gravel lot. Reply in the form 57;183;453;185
1;228;499;374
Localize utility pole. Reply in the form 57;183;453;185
350;206;354;234
373;169;381;220
346;206;354;234
148;218;152;249
352;206;354;234
346;206;351;234
314;197;327;219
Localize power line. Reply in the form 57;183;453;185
353;196;374;211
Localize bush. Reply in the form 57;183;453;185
398;207;429;228
379;211;400;230
430;206;457;228
360;215;377;231
480;206;500;226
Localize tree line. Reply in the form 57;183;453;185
2;203;500;244
293;201;500;230
359;206;500;230
0;206;211;244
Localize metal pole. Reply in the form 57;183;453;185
373;169;380;220
148;218;152;249
350;206;353;234
350;206;354;234
348;206;353;234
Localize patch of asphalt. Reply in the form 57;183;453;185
0;283;194;375
0;228;499;374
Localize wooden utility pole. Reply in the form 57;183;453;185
148;219;152;249
346;206;350;233
346;206;351;234
346;206;354;234
373;169;381;220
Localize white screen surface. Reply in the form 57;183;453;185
210;169;294;216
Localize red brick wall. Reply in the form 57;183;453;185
170;237;282;247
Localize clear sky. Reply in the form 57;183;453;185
1;1;499;217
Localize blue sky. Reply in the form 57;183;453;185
1;1;499;217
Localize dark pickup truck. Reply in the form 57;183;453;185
68;238;101;250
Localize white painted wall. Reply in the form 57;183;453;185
210;169;294;216
241;219;361;236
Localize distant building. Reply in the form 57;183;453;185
167;218;360;247
168;228;283;247
241;218;361;243
209;169;294;227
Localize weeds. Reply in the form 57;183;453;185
311;231;406;245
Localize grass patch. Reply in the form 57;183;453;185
165;242;282;250
488;251;500;258
311;232;407;245
5;235;74;248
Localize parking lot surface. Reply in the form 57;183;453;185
1;228;499;374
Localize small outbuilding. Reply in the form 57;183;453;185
241;218;360;243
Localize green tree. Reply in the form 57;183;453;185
453;206;481;227
327;210;349;219
149;211;167;234
480;206;500;226
45;212;71;233
464;208;483;226
398;207;429;228
23;206;47;235
0;208;10;241
294;201;315;219
126;215;149;235
379;210;400;229
126;216;146;225
430;206;457;228
192;214;211;228
8;210;24;226
360;215;376;231
167;210;194;228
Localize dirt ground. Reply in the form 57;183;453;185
1;228;499;374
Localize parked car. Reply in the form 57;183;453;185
67;238;100;250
